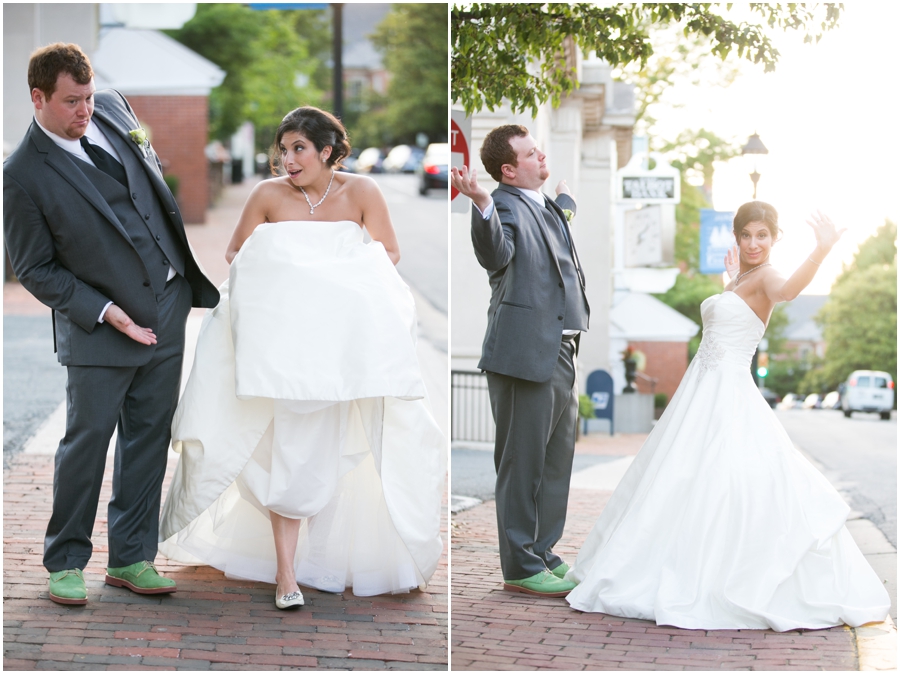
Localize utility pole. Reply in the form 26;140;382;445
332;3;343;120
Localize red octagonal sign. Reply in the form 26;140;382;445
451;117;469;202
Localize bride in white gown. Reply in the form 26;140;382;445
566;202;890;631
157;107;445;608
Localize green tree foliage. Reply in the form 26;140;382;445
662;130;742;195
167;4;322;145
801;220;898;391
654;271;722;358
452;3;841;116
366;3;448;146
766;355;814;398
837;219;897;281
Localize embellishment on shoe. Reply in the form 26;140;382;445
695;333;726;381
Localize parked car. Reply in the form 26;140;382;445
821;391;841;410
758;387;778;408
801;393;822;409
354;147;385;173
383;144;425;173
777;393;803;410
417;143;449;194
841;370;894;419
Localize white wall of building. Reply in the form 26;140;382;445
3;4;99;152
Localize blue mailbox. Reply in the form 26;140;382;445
585;369;614;436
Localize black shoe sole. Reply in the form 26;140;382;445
105;575;176;594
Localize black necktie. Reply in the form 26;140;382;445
79;136;128;186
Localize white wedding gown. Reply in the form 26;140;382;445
566;291;890;631
158;221;446;597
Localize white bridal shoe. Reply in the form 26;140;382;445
275;590;304;609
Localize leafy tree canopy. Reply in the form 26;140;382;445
452;3;841;116
368;3;448;146
801;221;898;391
167;4;323;146
804;261;897;391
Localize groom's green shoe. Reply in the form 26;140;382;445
550;562;570;579
106;561;176;595
503;570;576;597
49;569;88;605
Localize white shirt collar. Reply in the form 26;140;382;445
33;116;84;155
514;186;546;206
33;116;120;164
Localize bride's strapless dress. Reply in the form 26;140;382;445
566;291;890;631
158;221;446;597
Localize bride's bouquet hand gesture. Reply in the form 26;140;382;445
807;210;847;254
724;245;740;280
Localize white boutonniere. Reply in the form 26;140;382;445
129;128;150;158
562;208;575;223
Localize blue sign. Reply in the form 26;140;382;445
699;209;735;274
249;4;329;10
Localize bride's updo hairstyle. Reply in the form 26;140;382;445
271;106;351;174
733;201;781;242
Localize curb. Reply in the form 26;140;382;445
855;614;897;670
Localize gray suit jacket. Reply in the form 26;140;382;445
472;182;588;383
3;89;219;367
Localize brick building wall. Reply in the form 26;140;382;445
628;340;690;403
127;95;209;224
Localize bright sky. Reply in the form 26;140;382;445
649;4;900;294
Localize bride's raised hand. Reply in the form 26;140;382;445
724;245;740;280
806;210;847;253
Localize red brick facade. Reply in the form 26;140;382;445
628;340;689;404
127;96;209;224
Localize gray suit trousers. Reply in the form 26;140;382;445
43;274;192;571
487;338;578;581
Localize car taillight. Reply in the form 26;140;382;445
849;378;857;386
889;381;895;389
424;164;440;174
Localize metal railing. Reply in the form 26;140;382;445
451;369;495;443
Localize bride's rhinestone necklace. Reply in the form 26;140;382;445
298;170;335;214
734;262;771;286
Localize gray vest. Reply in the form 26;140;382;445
75;126;186;295
540;204;589;331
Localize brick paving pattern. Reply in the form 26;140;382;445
4;452;448;670
4;177;448;671
451;487;859;671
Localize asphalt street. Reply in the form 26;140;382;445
373;174;448;319
2;316;65;466
775;407;897;547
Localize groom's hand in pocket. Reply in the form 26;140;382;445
104;304;158;345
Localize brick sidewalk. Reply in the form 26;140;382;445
4;178;448;670
4;451;448;670
451;488;860;671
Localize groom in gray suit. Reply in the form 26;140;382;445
451;124;589;596
4;43;218;604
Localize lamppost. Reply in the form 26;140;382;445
741;132;769;199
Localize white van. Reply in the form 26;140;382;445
842;370;894;420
